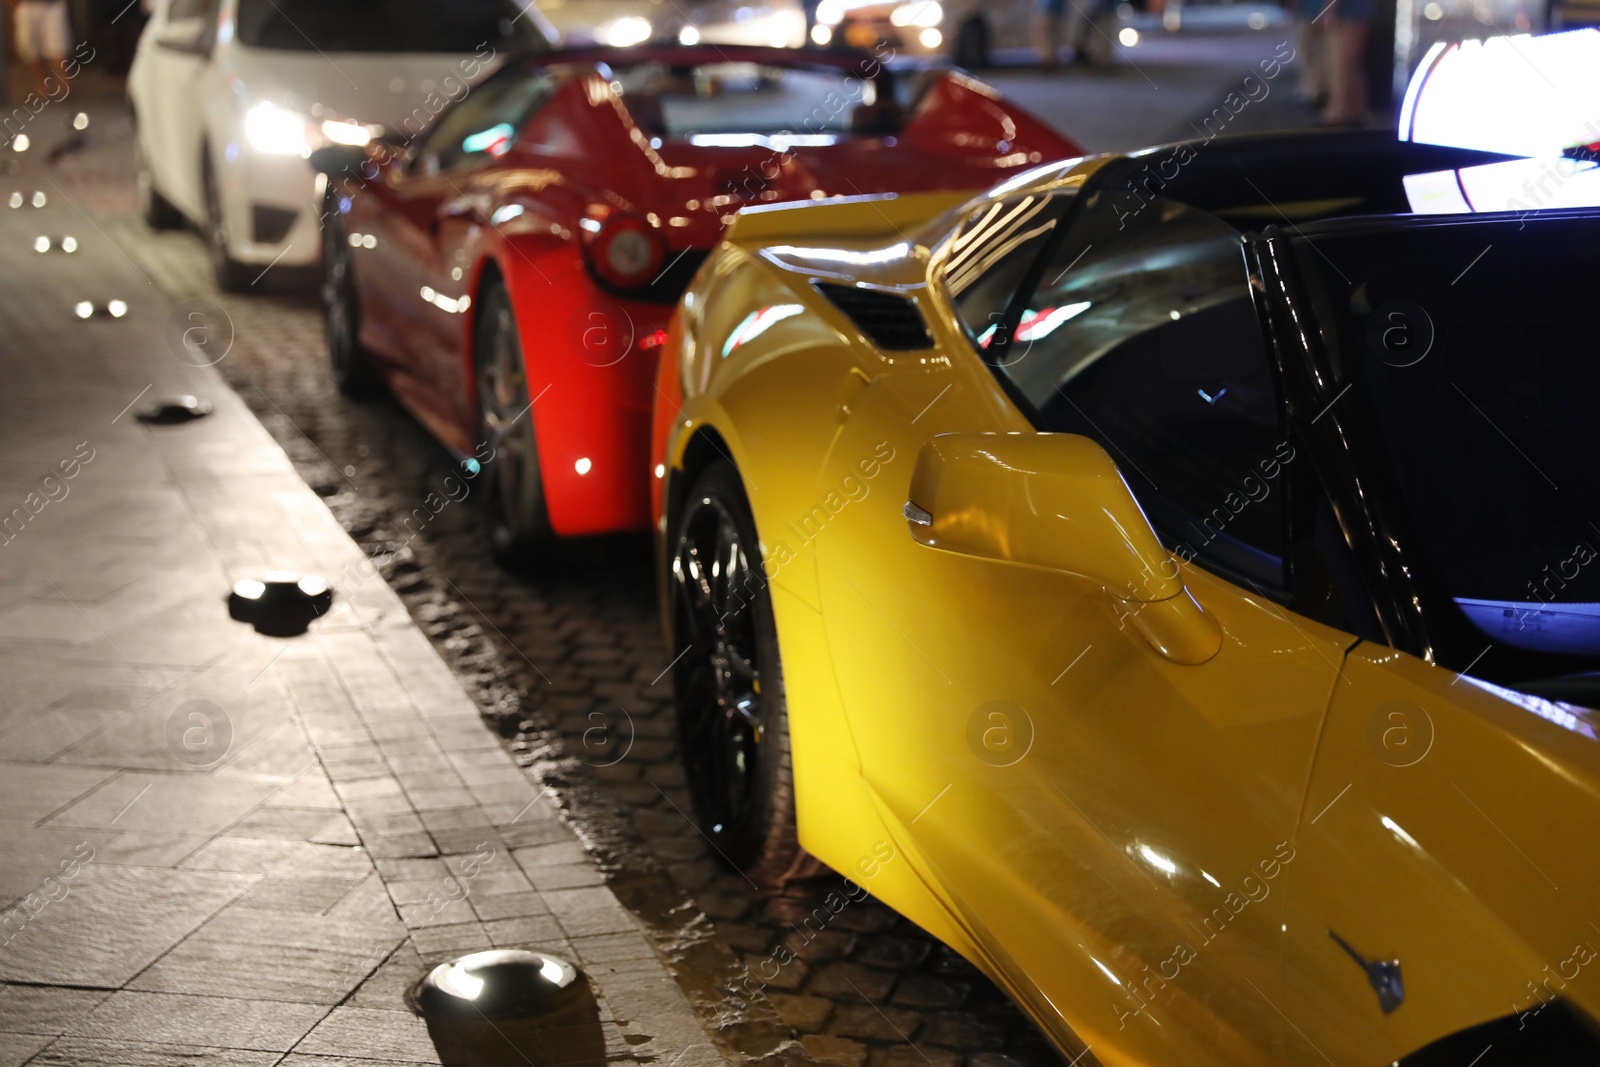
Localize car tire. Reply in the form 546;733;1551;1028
669;459;804;884
201;151;254;293
136;139;185;231
954;17;990;68
320;194;382;398
474;278;555;566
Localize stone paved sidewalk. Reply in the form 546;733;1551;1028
0;113;725;1067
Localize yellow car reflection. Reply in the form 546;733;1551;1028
650;129;1600;1066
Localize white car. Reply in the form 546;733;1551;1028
812;0;1035;64
128;0;555;290
538;0;807;48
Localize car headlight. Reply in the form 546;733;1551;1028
816;0;845;25
890;1;942;26
600;15;652;45
320;119;372;146
244;101;315;156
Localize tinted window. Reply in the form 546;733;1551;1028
1296;213;1600;665
235;0;548;52
995;195;1287;589
609;62;912;139
943;194;1062;354
411;71;551;174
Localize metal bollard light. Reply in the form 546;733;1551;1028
408;949;606;1067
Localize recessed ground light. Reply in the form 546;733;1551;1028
34;236;50;253
137;395;215;424
107;300;128;318
8;192;21;208
227;570;334;637
60;236;76;253
409;950;602;1067
31;191;45;207
72;112;89;131
74;301;93;319
12;134;29;152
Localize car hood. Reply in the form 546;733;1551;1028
221;44;506;131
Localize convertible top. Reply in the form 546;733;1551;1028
1092;129;1524;225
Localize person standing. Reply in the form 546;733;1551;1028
1321;0;1372;125
1038;0;1112;68
1291;0;1327;110
9;0;73;97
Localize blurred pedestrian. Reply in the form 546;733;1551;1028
9;0;72;97
1036;0;1067;68
1066;0;1114;65
1038;0;1112;68
1321;0;1371;125
1290;0;1326;109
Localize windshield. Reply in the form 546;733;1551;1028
1296;212;1600;668
235;0;549;52
611;62;907;139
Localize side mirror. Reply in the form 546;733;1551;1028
905;433;1222;664
308;143;372;177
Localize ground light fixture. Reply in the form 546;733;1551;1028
73;300;130;319
408;950;603;1067
137;395;215;425
227;571;334;636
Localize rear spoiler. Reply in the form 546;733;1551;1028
725;190;975;248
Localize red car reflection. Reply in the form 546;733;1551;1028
318;45;1080;563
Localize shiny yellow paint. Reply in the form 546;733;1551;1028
655;160;1600;1066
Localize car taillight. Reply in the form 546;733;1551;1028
583;214;665;290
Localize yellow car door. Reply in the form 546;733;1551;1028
808;190;1369;1065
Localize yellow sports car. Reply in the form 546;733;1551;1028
649;129;1600;1066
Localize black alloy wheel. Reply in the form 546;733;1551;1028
671;459;801;881
474;279;554;566
201;151;253;292
321;196;381;398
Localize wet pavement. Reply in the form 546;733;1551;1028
2;38;1309;1067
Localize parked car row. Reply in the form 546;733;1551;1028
129;5;1600;1066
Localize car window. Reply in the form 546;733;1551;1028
608;62;912;139
234;0;548;52
942;194;1064;355
165;0;216;20
993;193;1288;592
1297;214;1600;669
410;71;552;176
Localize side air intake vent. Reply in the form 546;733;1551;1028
814;283;933;351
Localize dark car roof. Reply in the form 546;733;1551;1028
1089;129;1525;229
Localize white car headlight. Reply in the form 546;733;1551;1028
321;119;373;146
600;15;652;45
245;102;314;156
890;1;942;26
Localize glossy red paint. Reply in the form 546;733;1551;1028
334;45;1082;539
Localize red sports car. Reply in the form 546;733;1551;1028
316;45;1080;563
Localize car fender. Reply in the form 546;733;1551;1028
479;232;666;537
1284;644;1600;1061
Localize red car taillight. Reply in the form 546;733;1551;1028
583;214;665;290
